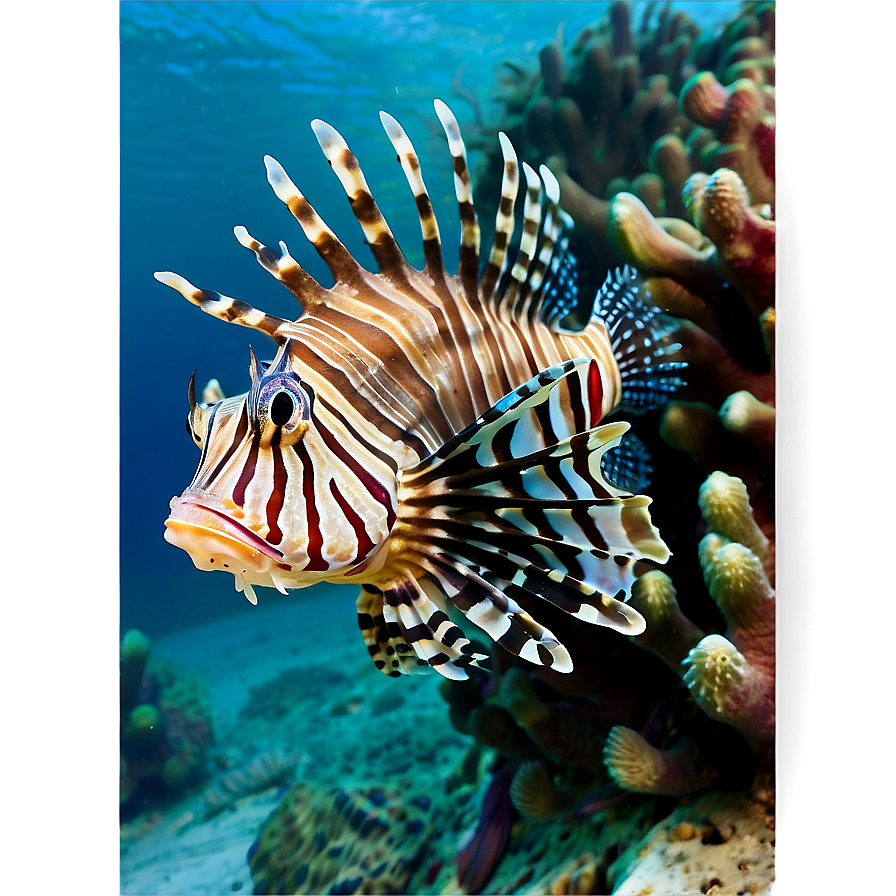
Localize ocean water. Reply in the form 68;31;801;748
120;0;740;641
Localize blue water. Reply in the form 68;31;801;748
120;0;741;639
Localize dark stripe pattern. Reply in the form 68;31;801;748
159;101;683;680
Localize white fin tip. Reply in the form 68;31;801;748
154;271;194;293
539;165;561;203
498;132;517;163
310;118;348;153
264;155;301;203
379;110;405;141
233;225;253;248
434;99;461;140
522;162;541;188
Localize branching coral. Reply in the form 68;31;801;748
627;469;775;757
603;725;716;797
470;2;773;268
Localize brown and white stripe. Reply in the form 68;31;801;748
157;101;684;679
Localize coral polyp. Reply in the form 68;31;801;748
603;725;716;797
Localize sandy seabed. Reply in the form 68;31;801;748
120;586;471;895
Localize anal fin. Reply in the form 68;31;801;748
357;581;489;680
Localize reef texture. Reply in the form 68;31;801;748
612;771;776;895
247;782;434;895
470;1;774;276
432;3;777;892
120;629;214;811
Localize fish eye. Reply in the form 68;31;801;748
269;390;295;427
256;374;310;446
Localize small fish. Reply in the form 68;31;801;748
156;101;684;680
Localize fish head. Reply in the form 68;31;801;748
164;342;398;602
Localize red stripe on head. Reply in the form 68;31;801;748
266;446;288;544
232;436;259;507
294;442;328;571
329;480;376;563
587;360;604;429
317;425;397;529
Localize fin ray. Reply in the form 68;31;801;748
396;362;671;668
596;266;687;411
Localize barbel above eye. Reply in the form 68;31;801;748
185;368;221;448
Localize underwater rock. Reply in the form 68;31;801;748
610;774;775;894
247;781;433;895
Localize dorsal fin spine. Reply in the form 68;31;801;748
153;271;287;340
481;133;519;305
434;99;481;301
309;120;411;280
378;111;451;290
264;154;365;284
503;162;543;318
527;167;564;322
232;226;328;316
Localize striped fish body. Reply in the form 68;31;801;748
158;101;684;680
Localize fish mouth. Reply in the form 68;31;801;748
164;497;289;595
165;500;285;562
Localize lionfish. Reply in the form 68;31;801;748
156;100;684;680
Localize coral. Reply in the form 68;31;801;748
627;569;706;674
497;668;611;770
120;628;151;711
608;165;775;325
247;781;433;895
628;470;775;753
509;760;571;821
119;630;214;811
468;1;774;274
603;726;716;797
680;72;774;210
699;470;771;574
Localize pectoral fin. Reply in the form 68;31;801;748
380;361;670;676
